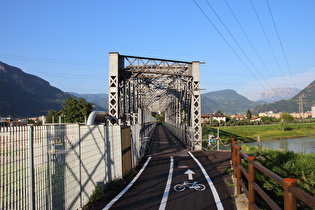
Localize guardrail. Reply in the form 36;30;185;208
231;140;315;210
202;138;231;151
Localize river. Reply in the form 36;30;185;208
242;137;315;153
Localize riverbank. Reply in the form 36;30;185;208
203;123;315;142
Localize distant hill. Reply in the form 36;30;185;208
0;61;73;117
253;80;315;114
201;89;264;114
3;61;311;118
258;88;300;103
70;90;261;115
69;92;108;111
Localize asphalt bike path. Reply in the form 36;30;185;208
167;154;219;209
103;125;236;210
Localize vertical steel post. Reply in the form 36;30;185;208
78;124;82;208
108;52;120;125
45;126;52;209
190;61;201;150
28;125;35;210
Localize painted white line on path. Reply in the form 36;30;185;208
159;156;174;210
102;156;152;210
188;152;224;210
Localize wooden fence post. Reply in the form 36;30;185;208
248;156;256;210
231;137;235;159
283;178;297;210
232;140;237;178
236;146;242;195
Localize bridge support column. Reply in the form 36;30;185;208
190;61;202;150
109;52;120;125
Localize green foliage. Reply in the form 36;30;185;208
246;109;252;120
241;145;315;208
62;97;93;123
260;116;279;124
210;123;315;141
83;169;138;209
215;110;223;115
280;112;294;122
152;112;165;123
279;121;288;131
88;186;106;204
46;110;58;123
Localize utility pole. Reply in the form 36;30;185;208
298;94;306;120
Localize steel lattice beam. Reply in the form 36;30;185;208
108;52;202;150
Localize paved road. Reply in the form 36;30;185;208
104;125;236;210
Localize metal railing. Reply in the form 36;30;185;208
0;124;124;210
202;138;231;151
231;140;315;209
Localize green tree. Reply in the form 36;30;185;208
152;112;165;123
246;109;252;120
279;121;288;131
215;110;223;115
280;113;294;122
46;110;58;123
62;97;93;123
261;116;279;124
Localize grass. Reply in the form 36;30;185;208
203;123;315;142
82;168;138;210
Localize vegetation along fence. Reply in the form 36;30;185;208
231;140;315;209
0;123;154;210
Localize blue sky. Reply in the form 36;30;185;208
1;0;315;100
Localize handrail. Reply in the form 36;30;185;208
231;139;315;210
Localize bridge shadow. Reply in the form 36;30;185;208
47;124;117;209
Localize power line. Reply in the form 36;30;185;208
0;53;105;67
224;0;280;90
30;72;107;80
193;0;267;91
249;0;289;88
205;0;273;91
265;0;297;89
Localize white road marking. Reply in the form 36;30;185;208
188;152;224;210
102;156;152;210
159;156;174;210
184;169;195;180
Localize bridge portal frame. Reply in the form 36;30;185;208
108;52;201;150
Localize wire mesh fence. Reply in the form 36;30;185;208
0;124;124;210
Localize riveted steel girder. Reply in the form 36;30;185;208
108;52;201;150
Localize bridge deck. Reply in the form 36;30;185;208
101;125;237;210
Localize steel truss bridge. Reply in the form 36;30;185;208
108;52;202;150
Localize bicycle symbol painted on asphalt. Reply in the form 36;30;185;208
174;181;206;191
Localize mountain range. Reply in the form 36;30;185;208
254;81;315;114
201;90;264;114
0;61;312;117
0;61;72;117
258;88;300;103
